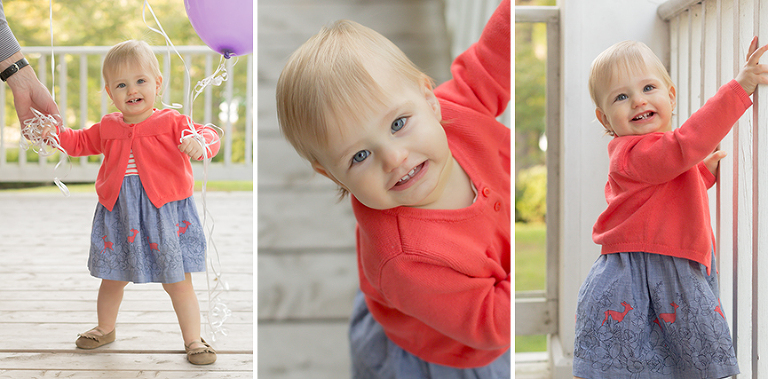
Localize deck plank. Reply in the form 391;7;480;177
0;191;253;376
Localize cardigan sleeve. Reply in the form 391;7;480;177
0;1;20;62
180;118;221;160
611;80;751;184
378;253;511;350
57;123;104;157
434;0;510;118
697;162;717;189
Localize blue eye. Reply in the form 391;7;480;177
391;117;406;132
615;94;627;102
117;83;126;89
353;150;370;163
643;84;655;91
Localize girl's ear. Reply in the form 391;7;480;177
595;107;615;136
156;75;163;95
311;160;349;191
421;78;441;121
669;84;677;109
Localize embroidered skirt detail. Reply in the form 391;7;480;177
573;251;738;379
88;175;206;284
348;290;511;379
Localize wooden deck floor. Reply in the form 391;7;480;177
0;190;253;378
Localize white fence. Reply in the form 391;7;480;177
0;45;252;182
659;0;763;377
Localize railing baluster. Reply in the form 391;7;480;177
245;54;253;166
0;46;252;182
224;58;234;167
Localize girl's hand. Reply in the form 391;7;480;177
735;36;768;95
703;149;727;177
39;123;56;141
178;137;205;160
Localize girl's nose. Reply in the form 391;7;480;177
632;95;647;108
381;145;408;173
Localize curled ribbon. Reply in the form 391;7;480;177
20;108;70;197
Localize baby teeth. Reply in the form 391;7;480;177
634;112;652;120
399;167;417;183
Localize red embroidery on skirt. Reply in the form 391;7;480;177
146;236;159;252
99;235;114;254
127;229;139;243
653;302;679;329
602;301;633;325
177;220;191;236
715;299;725;319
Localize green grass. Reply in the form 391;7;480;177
515;222;546;292
516;335;547;353
515;221;548;353
0;181;252;193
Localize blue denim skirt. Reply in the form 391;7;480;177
349;290;510;379
573;251;738;379
87;175;206;284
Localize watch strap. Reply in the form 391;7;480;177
0;58;29;82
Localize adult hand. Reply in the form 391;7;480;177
2;52;60;127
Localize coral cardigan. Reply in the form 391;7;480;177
57;108;220;211
593;80;752;274
352;0;510;368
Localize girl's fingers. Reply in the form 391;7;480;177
748;42;768;65
748;36;759;59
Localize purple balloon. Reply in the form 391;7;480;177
184;0;253;59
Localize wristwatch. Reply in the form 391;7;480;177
0;58;29;82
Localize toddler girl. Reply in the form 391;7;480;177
46;40;220;365
276;1;510;377
574;39;768;378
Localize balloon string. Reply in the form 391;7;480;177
19;2;68;196
49;0;55;103
142;0;230;342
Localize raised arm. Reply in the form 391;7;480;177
434;0;510;118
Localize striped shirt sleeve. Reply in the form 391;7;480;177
0;1;21;63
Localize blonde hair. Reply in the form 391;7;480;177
102;40;162;84
276;20;432;164
589;40;673;109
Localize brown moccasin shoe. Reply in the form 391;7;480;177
185;338;216;365
76;327;115;349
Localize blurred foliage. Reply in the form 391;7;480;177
515;164;546;223
2;0;252;164
515;0;552;224
515;21;546;173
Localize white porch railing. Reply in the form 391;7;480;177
514;3;561;347
660;0;767;377
0;45;253;183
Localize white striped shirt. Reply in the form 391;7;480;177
125;151;139;176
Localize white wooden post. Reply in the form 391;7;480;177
557;2;669;377
754;0;768;374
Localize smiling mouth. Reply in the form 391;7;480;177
127;98;142;104
632;111;654;121
395;162;425;186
